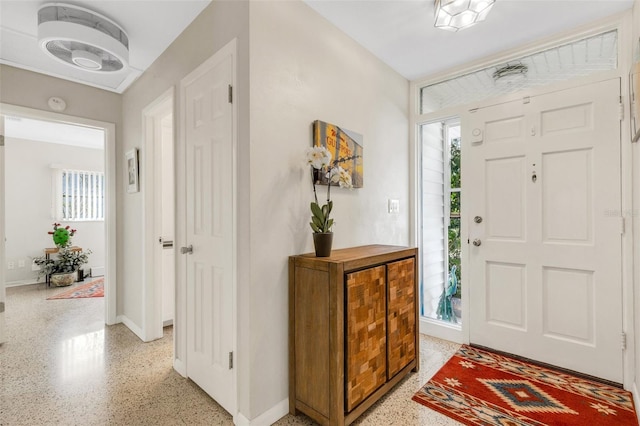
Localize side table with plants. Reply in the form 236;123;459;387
33;223;92;287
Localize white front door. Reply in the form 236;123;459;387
183;48;235;414
468;79;623;383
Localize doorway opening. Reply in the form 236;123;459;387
0;104;117;334
142;88;175;342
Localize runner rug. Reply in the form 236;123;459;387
47;278;104;300
412;345;637;425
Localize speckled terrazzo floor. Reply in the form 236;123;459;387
1;282;462;425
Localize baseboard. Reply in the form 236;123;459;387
6;279;41;287
91;266;105;277
117;315;145;342
633;382;640;423
173;357;187;377
233;398;289;426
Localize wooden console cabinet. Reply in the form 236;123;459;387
289;245;419;425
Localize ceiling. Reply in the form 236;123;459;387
0;1;634;95
4;115;104;149
305;0;635;81
0;0;211;93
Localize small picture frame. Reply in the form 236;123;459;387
126;149;139;193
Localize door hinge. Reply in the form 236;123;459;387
619;96;624;121
469;108;478;113
523;96;531;104
228;84;233;104
622;332;627;350
621;217;626;235
228;351;234;369
0;135;4;146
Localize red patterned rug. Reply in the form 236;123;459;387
47;278;104;300
413;345;637;425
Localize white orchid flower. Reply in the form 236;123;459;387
329;166;353;189
305;146;332;170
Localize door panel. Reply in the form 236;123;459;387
387;258;416;379
346;265;386;411
469;79;622;383
184;50;234;413
485;156;526;240
542;267;594;344
542;149;592;243
486;261;526;330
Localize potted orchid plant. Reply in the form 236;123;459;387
306;146;354;257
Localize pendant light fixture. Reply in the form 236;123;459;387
434;0;496;32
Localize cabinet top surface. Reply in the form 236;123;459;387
291;244;416;263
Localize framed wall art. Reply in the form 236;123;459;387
126;148;139;193
312;120;363;188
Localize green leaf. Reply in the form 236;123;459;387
326;200;333;215
312;216;324;229
326;219;334;230
311;202;324;221
310;222;321;233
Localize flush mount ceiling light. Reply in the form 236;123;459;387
37;3;129;72
493;63;529;82
434;0;496;32
493;63;528;84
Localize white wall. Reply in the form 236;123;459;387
247;0;409;418
119;0;249;327
4;137;104;285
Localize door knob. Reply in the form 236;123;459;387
474;216;483;223
180;245;193;255
473;239;482;247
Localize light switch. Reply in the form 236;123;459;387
388;199;400;213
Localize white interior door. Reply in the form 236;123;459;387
0;116;6;344
183;49;235;414
468;79;623;383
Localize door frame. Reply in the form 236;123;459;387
142;88;175;342
0;116;5;343
0;103;117;325
174;38;238;415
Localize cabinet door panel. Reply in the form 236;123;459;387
345;265;387;411
387;258;416;378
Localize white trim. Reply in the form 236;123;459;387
0;116;5;344
141;87;175;343
173;357;187;378
0;103;117;325
117;315;145;341
616;11;635;392
176;38;238;416
419;318;464;345
6;280;43;287
633;383;640;423
233;398;289;426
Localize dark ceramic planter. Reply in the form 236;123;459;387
313;232;333;257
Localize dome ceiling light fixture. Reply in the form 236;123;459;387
434;0;496;32
37;3;129;72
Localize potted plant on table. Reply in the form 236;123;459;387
305;146;354;257
33;223;91;286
